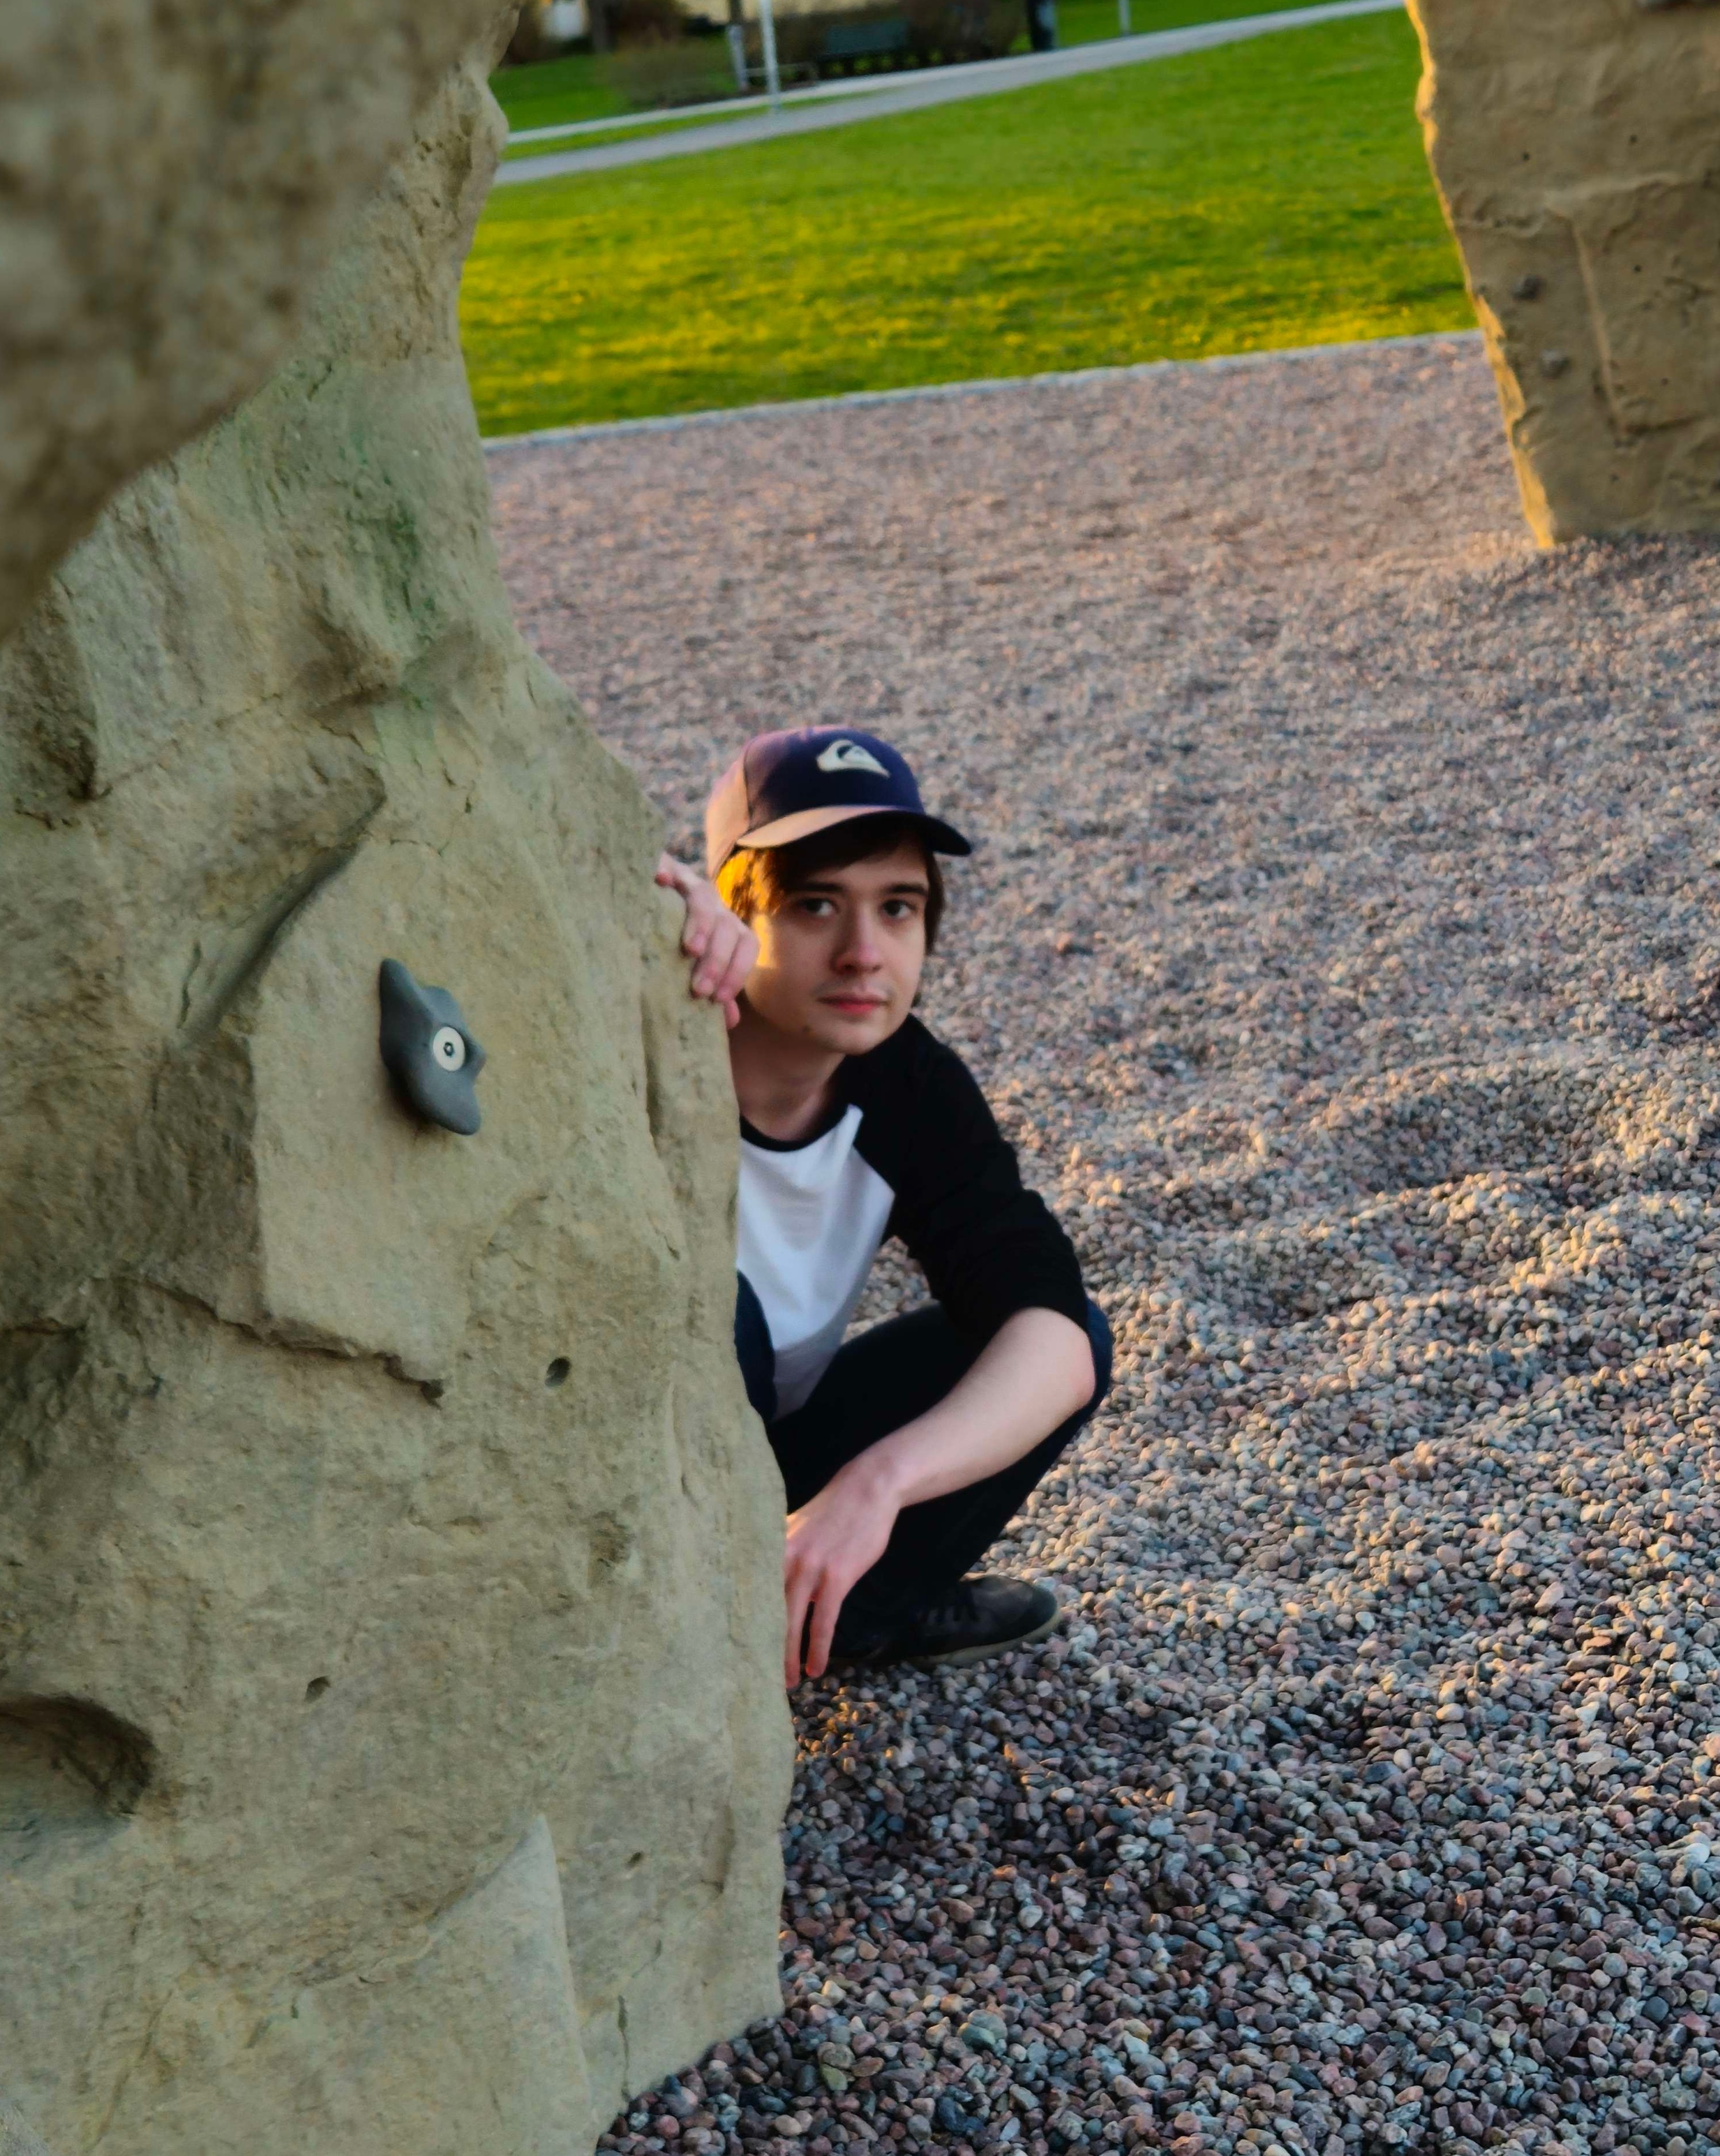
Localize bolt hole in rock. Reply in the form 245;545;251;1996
305;1676;331;1702
545;1356;571;1388
0;1698;155;1877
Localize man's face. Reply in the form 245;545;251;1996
742;834;930;1056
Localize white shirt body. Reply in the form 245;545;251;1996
736;1105;894;1414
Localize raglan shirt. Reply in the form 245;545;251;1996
737;1015;1087;1417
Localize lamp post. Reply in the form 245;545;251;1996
757;0;782;113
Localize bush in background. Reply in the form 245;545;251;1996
601;33;741;106
610;0;696;43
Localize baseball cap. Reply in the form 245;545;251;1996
704;727;973;878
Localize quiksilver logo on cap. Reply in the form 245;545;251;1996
816;739;889;777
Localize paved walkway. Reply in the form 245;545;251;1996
495;0;1403;184
506;78;881;147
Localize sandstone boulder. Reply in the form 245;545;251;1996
0;29;790;2156
0;0;503;645
1408;0;1720;542
0;2101;56;2156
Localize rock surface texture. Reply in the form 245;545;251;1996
0;2101;55;2156
0;33;789;2156
0;0;499;646
1407;0;1720;544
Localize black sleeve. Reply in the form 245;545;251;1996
849;1020;1089;1345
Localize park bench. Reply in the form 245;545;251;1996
818;17;911;70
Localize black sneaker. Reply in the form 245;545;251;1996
826;1575;1061;1673
903;1575;1061;1669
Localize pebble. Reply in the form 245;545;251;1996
493;336;1720;2156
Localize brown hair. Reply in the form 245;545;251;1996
716;814;945;950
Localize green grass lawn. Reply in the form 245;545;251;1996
488;0;1364;133
463;10;1470;435
488;0;1368;159
1033;0;1356;48
492;53;634;132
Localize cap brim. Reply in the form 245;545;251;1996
726;802;973;864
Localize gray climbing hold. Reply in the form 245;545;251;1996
378;959;486;1135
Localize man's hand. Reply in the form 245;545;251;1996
783;1460;901;1687
780;1309;1095;1687
655;852;757;1029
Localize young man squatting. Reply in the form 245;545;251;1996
659;728;1111;1689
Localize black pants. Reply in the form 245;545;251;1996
735;1283;1113;1636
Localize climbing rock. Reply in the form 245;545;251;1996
0;25;790;2156
0;2099;56;2156
1408;0;1720;541
0;0;502;645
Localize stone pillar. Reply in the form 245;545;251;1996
0;27;791;2156
1407;0;1720;543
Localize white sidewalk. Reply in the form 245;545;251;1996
495;0;1404;184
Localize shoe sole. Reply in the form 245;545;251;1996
904;1600;1063;1671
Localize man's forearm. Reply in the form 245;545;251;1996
839;1307;1094;1511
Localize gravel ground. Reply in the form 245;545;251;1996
489;335;1720;2156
